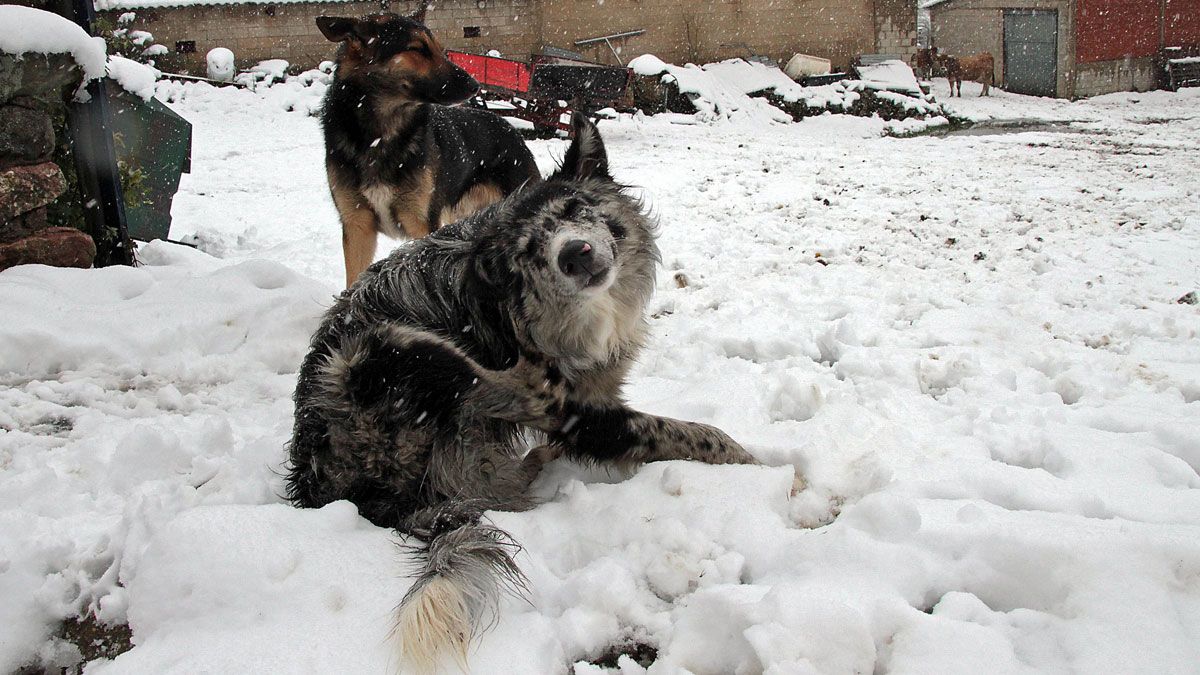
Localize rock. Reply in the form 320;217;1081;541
0;226;95;272
0;205;49;244
0;162;66;221
0;53;82;104
0;97;55;169
1178;291;1197;305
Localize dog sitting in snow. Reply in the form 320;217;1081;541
316;10;540;288
285;114;757;670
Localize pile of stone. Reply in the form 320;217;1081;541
0;7;101;274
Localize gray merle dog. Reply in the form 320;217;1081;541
286;114;756;670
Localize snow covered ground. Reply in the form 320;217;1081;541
2;79;1199;674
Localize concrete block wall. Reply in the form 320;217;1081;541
873;0;917;61
103;0;538;75
1073;57;1157;96
105;0;906;76
538;0;878;72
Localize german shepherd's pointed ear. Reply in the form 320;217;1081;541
554;113;610;182
409;2;429;24
316;16;374;43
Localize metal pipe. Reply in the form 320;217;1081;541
573;29;646;46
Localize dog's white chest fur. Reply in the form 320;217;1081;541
362;183;404;239
563;290;645;369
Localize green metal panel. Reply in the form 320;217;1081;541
106;87;192;242
1004;10;1059;97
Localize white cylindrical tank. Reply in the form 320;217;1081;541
785;53;832;80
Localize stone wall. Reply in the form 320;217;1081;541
0;53;96;273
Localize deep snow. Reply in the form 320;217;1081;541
1;78;1199;674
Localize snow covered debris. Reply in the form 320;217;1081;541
629;53;670;77
631;55;942;125
629;55;792;124
106;54;158;100
0;5;107;83
854;59;923;95
2;69;1200;674
702;58;804;97
234;58;290;89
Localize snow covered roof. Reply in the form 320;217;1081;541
95;0;354;10
920;0;954;8
0;5;107;82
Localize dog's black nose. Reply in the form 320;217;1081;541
558;239;595;277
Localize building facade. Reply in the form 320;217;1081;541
927;0;1200;98
95;0;917;76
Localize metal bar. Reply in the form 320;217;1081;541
573;29;646;46
603;38;624;66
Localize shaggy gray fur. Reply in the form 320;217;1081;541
285;114;756;663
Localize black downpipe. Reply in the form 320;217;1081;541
67;0;133;266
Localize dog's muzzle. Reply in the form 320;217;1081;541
558;239;611;288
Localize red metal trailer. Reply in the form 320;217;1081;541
447;50;633;134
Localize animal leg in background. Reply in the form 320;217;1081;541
330;176;379;288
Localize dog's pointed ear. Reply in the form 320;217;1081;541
316;16;358;42
317;16;380;44
554;112;610;182
409;2;429;24
471;238;514;294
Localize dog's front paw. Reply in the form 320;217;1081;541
688;423;758;466
509;355;568;417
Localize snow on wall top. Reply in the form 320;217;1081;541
0;5;107;83
94;0;354;10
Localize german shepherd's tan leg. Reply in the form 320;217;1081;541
342;211;378;288
330;182;379;288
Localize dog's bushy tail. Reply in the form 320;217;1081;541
395;502;527;672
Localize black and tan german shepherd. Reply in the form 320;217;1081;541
317;10;540;287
